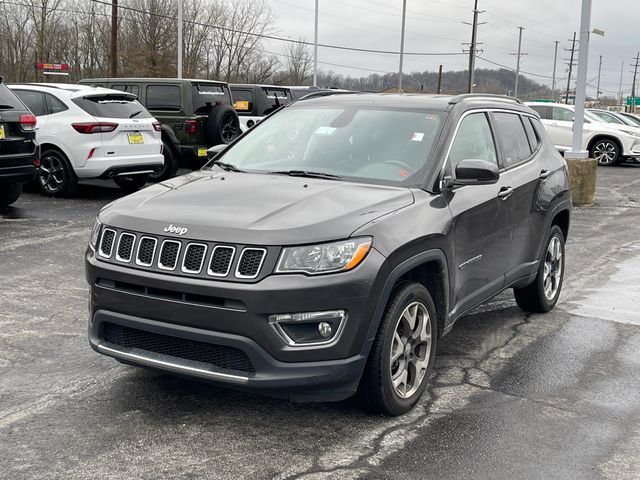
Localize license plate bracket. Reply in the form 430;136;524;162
0;125;5;140
128;132;144;144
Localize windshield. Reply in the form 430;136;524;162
208;105;444;186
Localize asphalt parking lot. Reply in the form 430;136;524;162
1;167;640;480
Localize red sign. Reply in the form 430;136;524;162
35;63;69;72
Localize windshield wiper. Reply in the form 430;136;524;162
129;110;143;118
213;160;245;172
268;170;342;180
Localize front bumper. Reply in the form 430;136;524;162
86;248;389;400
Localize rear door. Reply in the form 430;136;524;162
445;111;514;318
491;111;548;281
71;92;159;158
548;106;575;150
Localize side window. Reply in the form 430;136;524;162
231;89;254;114
493;113;533;167
44;93;68;115
13;90;47;116
523;116;540;151
145;85;181;111
448;113;497;172
529;104;551;120
112;84;139;97
552;107;574;122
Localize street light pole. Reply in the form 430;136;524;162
177;0;183;79
567;0;592;158
513;27;525;98
552;40;559;100
313;0;319;87
467;0;479;93
398;0;407;92
596;55;603;106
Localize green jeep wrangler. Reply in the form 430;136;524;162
79;78;240;181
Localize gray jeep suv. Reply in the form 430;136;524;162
86;93;571;415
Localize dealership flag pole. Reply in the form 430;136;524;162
177;0;183;79
398;0;407;92
313;0;319;87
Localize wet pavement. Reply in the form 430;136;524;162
1;167;639;479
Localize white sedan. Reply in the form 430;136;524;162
10;83;164;195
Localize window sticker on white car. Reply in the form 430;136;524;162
411;132;425;142
315;126;336;135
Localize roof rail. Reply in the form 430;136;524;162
448;93;523;105
297;90;359;101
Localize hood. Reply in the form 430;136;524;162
99;170;415;245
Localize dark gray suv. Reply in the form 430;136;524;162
86;93;571;415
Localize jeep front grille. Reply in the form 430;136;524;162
96;228;270;282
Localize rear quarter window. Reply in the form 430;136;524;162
493;112;533;168
12;89;46;115
528;104;551;120
72;95;152;119
0;84;28;111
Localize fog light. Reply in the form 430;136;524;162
318;321;332;338
268;310;346;346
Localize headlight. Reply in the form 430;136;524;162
89;218;102;249
619;128;640;138
276;237;372;275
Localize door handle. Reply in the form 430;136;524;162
539;169;552;180
498;186;513;200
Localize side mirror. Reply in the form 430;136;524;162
207;143;228;160
443;159;500;188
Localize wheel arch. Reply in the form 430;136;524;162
40;142;72;163
160;125;180;149
587;134;622;155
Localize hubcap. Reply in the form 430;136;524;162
389;301;432;399
39;155;65;193
594;142;616;165
543;236;563;300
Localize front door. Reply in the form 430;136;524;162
444;112;514;318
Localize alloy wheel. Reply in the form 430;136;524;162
593;141;617;165
389;301;432;399
221;114;238;143
39;155;65;193
543;236;563;300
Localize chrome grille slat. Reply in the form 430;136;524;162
207;246;235;277
136;236;157;267
181;243;207;274
115;233;136;263
158;240;181;271
99;229;116;258
236;248;267;279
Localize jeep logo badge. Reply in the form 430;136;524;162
164;224;188;236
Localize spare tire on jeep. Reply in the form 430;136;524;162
206;104;240;145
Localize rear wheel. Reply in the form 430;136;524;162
149;142;179;182
114;174;149;193
590;138;620;166
39;149;77;196
514;225;565;312
358;282;437;416
0;182;23;208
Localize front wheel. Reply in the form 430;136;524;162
514;225;565;312
0;182;23;208
590;138;620;166
358;282;437;416
114;174;149;193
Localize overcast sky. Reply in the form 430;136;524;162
264;0;637;96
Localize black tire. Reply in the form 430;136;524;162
149;142;179;182
514;225;565;313
114;174;149;193
590;138;621;166
358;282;438;416
0;182;23;208
206;104;240;145
38;149;77;196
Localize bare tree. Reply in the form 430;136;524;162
281;39;313;85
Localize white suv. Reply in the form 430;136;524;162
9;83;164;195
525;102;640;166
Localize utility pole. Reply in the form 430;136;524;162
110;0;118;77
596;55;603;105
564;32;578;104
463;0;484;93
552;40;559;100
437;64;443;94
631;52;640;113
618;61;624;107
398;0;407;92
313;0;319;87
177;0;183;79
510;27;526;98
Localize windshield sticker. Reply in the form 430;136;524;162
424;114;439;120
315;126;336;135
411;132;425;142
